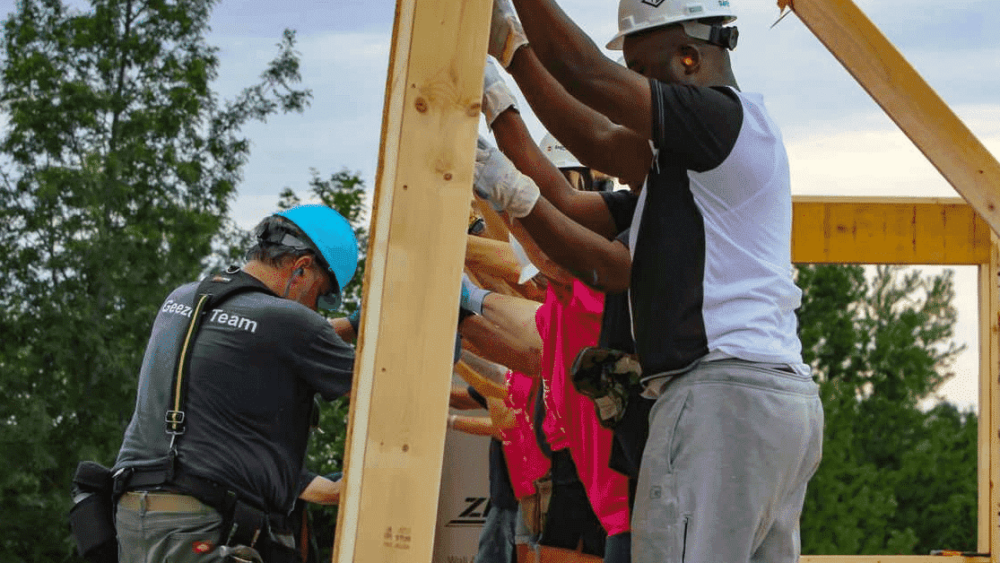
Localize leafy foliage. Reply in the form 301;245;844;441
798;265;977;555
0;1;310;559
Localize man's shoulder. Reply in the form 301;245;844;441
229;291;325;325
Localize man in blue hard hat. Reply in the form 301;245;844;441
111;205;358;563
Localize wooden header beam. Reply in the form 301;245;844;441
776;0;1000;237
331;0;490;560
792;197;992;265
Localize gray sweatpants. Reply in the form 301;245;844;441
633;359;824;563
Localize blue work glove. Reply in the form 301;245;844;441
347;308;361;334
460;273;490;316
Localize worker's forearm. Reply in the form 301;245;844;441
299;476;341;505
461;316;541;377
490;104;577;209
450;415;502;439
450;385;484;410
520;197;631;293
508;218;574;285
481;293;544;350
466;235;521;284
510;0;604;85
507;47;650;191
491;110;619;240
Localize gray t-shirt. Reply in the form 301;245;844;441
114;273;354;514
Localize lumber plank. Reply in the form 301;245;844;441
779;0;1000;236
791;197;991;265
454;360;508;400
331;0;490;559
982;238;1000;559
474;197;512;242
466;235;522;284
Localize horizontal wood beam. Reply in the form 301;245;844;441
778;0;1000;236
792;196;992;265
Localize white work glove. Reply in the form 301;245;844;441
473;136;540;219
482;57;518;129
488;0;528;68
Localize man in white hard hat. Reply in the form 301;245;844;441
475;1;824;562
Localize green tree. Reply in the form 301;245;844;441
0;1;310;559
798;265;977;555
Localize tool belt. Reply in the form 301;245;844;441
69;461;118;563
114;463;293;550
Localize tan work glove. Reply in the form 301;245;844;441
482;57;518;129
473;136;540;219
488;0;528;68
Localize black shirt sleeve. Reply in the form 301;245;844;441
600;189;640;233
649;80;743;172
299;319;355;401
598;229;636;354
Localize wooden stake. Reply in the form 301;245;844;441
331;0;490;559
781;0;1000;236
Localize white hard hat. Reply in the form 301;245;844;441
606;0;736;51
539;133;583;170
508;233;540;284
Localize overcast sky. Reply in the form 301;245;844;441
2;0;997;409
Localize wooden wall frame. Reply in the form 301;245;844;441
777;0;1000;236
780;0;1000;558
792;197;998;563
334;0;1000;559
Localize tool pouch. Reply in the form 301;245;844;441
570;347;642;429
226;499;269;548
69;461;118;563
520;474;553;537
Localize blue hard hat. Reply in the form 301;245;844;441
274;205;359;298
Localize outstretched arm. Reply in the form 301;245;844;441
505;47;651;190
482;56;637;238
459;288;543;377
300;475;341;505
474;141;632;293
505;0;653;138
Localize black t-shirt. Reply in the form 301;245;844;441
115;273;355;514
467;386;518;510
600;81;744;376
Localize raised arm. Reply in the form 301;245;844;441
482;58;618;238
505;47;651;189
491;0;653;139
474;140;632;293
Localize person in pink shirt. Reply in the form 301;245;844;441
472;59;633;561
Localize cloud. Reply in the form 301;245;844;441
785;103;999;198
